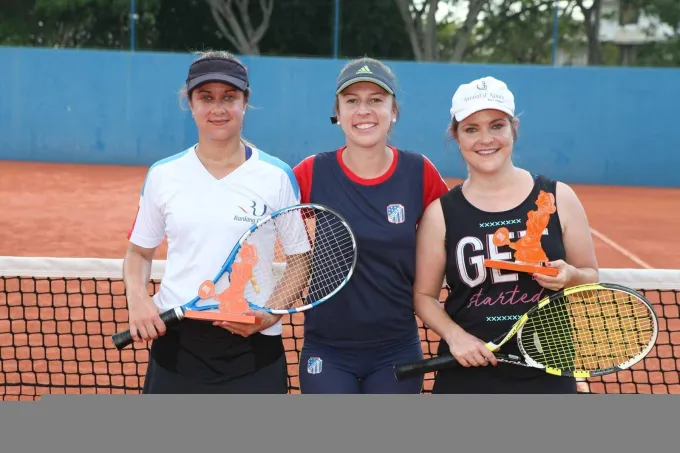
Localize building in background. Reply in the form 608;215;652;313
557;0;674;66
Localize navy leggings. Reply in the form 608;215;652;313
299;338;424;394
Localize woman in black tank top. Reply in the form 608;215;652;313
412;77;599;394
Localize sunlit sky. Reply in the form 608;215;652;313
420;1;660;30
434;0;467;22
411;1;673;43
425;1;581;23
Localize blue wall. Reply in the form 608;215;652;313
1;46;679;187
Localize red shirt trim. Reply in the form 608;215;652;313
293;149;449;210
422;155;449;208
335;145;399;186
293;155;315;204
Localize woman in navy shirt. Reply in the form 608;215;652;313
293;57;449;394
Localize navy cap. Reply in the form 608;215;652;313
186;58;249;93
335;60;396;96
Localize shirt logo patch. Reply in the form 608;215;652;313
386;204;405;224
238;200;268;217
307;357;323;374
234;200;268;223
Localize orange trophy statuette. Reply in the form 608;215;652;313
182;243;261;324
484;190;559;277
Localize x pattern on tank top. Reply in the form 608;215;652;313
440;175;566;354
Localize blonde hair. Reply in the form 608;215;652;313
180;50;256;148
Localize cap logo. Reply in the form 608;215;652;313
476;80;488;90
462;92;506;103
356;65;373;74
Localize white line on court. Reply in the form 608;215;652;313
590;228;653;269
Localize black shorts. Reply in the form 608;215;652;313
143;319;287;393
142;353;288;394
432;364;577;394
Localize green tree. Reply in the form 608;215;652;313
259;0;413;60
464;0;585;65
204;0;274;55
154;0;228;52
0;0;34;45
0;0;161;50
340;0;414;60
627;0;680;67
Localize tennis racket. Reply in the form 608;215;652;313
394;282;658;380
112;203;357;350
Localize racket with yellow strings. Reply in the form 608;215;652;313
394;282;658;380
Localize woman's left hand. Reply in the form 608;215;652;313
213;310;282;337
532;259;575;291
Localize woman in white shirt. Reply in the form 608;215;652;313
124;50;300;394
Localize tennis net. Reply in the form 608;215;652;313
1;256;679;399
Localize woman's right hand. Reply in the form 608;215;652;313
445;328;498;367
128;294;166;343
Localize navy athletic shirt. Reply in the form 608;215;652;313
293;146;449;349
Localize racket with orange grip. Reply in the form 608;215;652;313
112;203;357;350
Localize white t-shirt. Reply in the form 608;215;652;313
128;145;300;336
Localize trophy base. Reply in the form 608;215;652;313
183;310;259;324
484;259;558;277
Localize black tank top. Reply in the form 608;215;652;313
435;174;576;393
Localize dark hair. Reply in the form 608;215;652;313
180;50;255;148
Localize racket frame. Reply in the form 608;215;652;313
112;203;357;350
394;282;659;380
173;202;357;316
513;282;659;378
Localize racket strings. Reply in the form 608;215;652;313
240;207;354;311
573;291;655;370
521;299;575;370
299;210;355;302
520;289;656;372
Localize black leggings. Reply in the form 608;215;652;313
142;354;289;394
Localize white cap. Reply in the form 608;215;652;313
449;76;515;122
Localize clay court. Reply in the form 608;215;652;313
1;161;679;398
2;161;679;268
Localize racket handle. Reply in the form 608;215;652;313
394;355;459;381
111;308;183;350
